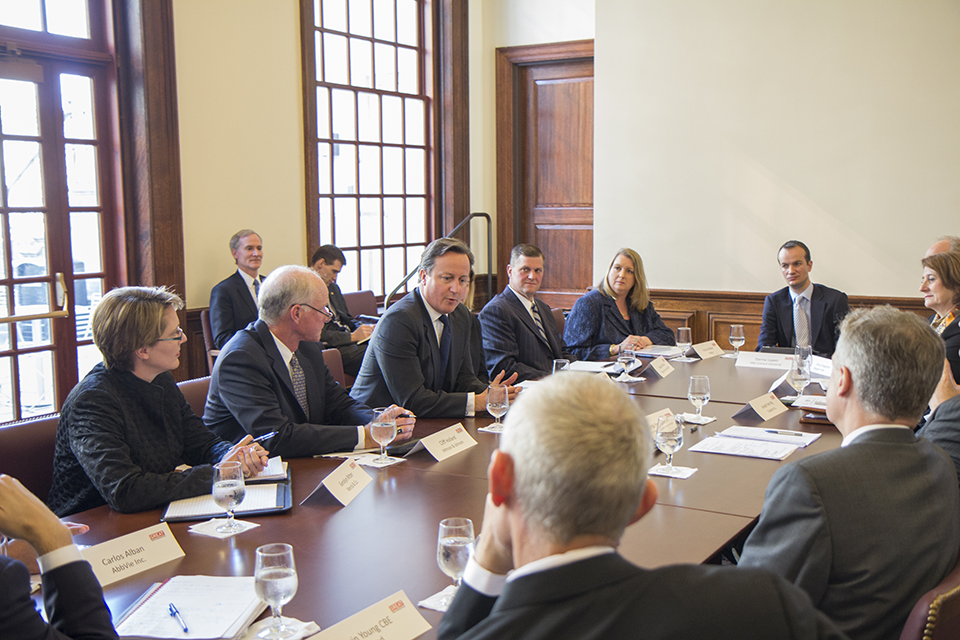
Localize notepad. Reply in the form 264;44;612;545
246;457;288;483
162;484;283;520
689;436;798;460
715;426;821;447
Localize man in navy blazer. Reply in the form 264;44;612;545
204;266;415;457
740;307;960;640
209;229;265;349
437;373;846;640
757;240;849;357
310;244;372;376
479;244;574;382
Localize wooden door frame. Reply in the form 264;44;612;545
495;39;593;290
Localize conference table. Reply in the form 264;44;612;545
67;355;839;638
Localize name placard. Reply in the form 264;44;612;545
82;523;184;587
645;407;674;430
732;392;788;425
692;340;724;360
810;355;833;378
647;356;675;378
320;459;373;506
735;352;793;370
419;423;477;461
314;590;431;640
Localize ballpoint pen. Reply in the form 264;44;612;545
169;602;188;633
252;431;277;444
765;429;804;437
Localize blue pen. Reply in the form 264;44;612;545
251;431;277;444
169;602;188;633
765;429;804;437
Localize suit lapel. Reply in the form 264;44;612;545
777;289;794;347
809;285;825;345
603;296;632;337
504;290;549;348
297;346;323;421
536;298;563;356
414;290;444;390
233;271;259;320
255;321;305;420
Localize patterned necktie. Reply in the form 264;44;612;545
252;278;260;301
437;314;451;389
794;296;810;348
530;301;548;343
290;352;309;419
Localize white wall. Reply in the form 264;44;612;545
173;0;306;307
595;0;960;297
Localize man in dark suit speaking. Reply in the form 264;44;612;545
757;240;849;357
740;306;960;640
209;229;265;349
437;373;846;640
204;265;415;457
478;244;574;382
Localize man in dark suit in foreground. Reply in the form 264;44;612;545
310;244;372;376
437;373;847;640
479;244;574;382
209;229;265;349
204;265;415;457
0;474;118;640
917;360;960;494
351;238;517;418
740;306;960;640
757;240;849;357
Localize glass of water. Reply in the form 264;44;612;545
486;385;508;426
552;359;570;374
655;415;684;471
687;375;710;421
724;324;745;359
212;461;245;534
437;517;475;607
370;407;397;464
617;348;636;376
675;326;695;362
788;345;812;395
254;543;298;639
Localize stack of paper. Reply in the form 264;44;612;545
689;426;820;460
162;484;284;521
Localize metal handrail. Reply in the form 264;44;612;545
384;212;493;309
0;273;70;324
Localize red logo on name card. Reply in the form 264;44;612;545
148;531;166;541
350;462;357;469
389;600;405;613
455;427;463;433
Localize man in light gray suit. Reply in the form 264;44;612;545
739;306;960;640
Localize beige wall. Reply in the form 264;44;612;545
595;0;960;297
173;0;305;308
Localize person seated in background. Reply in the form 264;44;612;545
756;240;849;357
310;244;372;377
920;250;960;383
739;306;960;640
1;475;119;640
479;244;575;382
563;248;675;361
204;266;415;457
459;269;488;384
351;238;518;418
47;287;267;517
917;360;960;494
437;373;847;640
926;235;960;257
210;229;265;349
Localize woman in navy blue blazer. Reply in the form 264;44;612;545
564;248;675;361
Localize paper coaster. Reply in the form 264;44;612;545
352;453;406;468
239;617;321;640
680;413;716;425
418;585;458;612
188;519;260;539
648;464;698;479
478;424;505;434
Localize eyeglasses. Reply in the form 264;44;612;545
293;302;333;320
157;327;184;342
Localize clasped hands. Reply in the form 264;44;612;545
221;435;270;478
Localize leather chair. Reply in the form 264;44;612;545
177;376;211;418
322;348;349;388
551;308;566;337
0;413;60;501
342;290;378;320
900;552;960;639
200;309;220;374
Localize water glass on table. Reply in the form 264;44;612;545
655;414;684;472
212;461;245;534
486;385;508;426
437;517;475;607
371;407;397;464
617;348;636;376
254;543;298;639
675;327;695;362
552;359;570;374
687;375;710;422
788;345;812;395
723;324;745;359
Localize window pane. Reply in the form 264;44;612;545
334;197;358;246
316;87;330;138
384;247;405;293
77;343;102;379
339;250;359;292
0;357;12;422
360;249;382;295
0;79;40;136
0;219;6;278
314;0;321;27
373;0;395;41
3;141;44;207
397;0;417;46
18;350;54;417
0;288;9;350
74;278;102;340
0;0;42;31
331;89;356;141
358;145;380;194
65;144;99;206
374;43;396;92
406;197;426;243
359;197;381;246
70;211;102;273
382;95;402;144
46;0;90;39
318;143;331;194
61;74;95;139
397;47;417;94
404;98;424;146
324;33;349;85
405;148;425;195
15;315;51;350
10;212;47;278
357;92;380;142
349;38;373;88
383;197;403;244
348;0;372;37
382;147;403;194
314;31;323;81
319;197;333;243
333;143;356;194
322;0;347;31
407;245;425;278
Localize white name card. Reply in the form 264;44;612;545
419;423;477;461
645;407;674;430
648;356;675;378
810;355;833;378
732;392;788;425
82;523;184;587
692;340;724;360
321;459;373;506
735;352;793;370
314;590;431;640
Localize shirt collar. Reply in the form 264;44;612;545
841;424;911;447
789;283;814;303
507;284;535;306
237;269;257;288
507;546;615;582
419;287;445;324
268;328;295;366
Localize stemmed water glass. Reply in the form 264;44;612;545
724;324;745;359
437;518;475;608
254;543;298;639
655;415;684;472
617;347;636;377
687;375;710;422
788;346;812;396
370;407;397;464
486;385;508;427
212;461;245;534
675;327;695;362
552;359;570;374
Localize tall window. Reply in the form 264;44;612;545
0;1;118;421
303;0;431;296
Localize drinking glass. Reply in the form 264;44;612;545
617;348;636;376
655;415;684;471
254;543;298;639
675;327;695;362
552;359;570;374
437;518;475;607
212;461;245;534
788;345;812;396
486;385;508;425
370;407;397;464
724;325;745;359
687;375;710;421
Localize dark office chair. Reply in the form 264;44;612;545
0;413;60;501
900;552;960;639
322;348;349;388
342;290;378;321
551;308;566;337
177;376;211;418
200;309;220;374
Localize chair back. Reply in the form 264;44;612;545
200;309;220;373
322;348;347;387
900;552;960;639
0;413;60;501
342;290;378;318
177;376;211;418
551;308;566;337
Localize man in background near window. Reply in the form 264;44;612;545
209;230;265;349
310;245;372;377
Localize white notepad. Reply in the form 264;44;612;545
689;436;798;460
163;484;280;520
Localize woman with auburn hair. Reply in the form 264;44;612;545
564;248;675;361
921;251;960;383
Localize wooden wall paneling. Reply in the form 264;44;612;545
184;309;208;380
708;313;763;351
